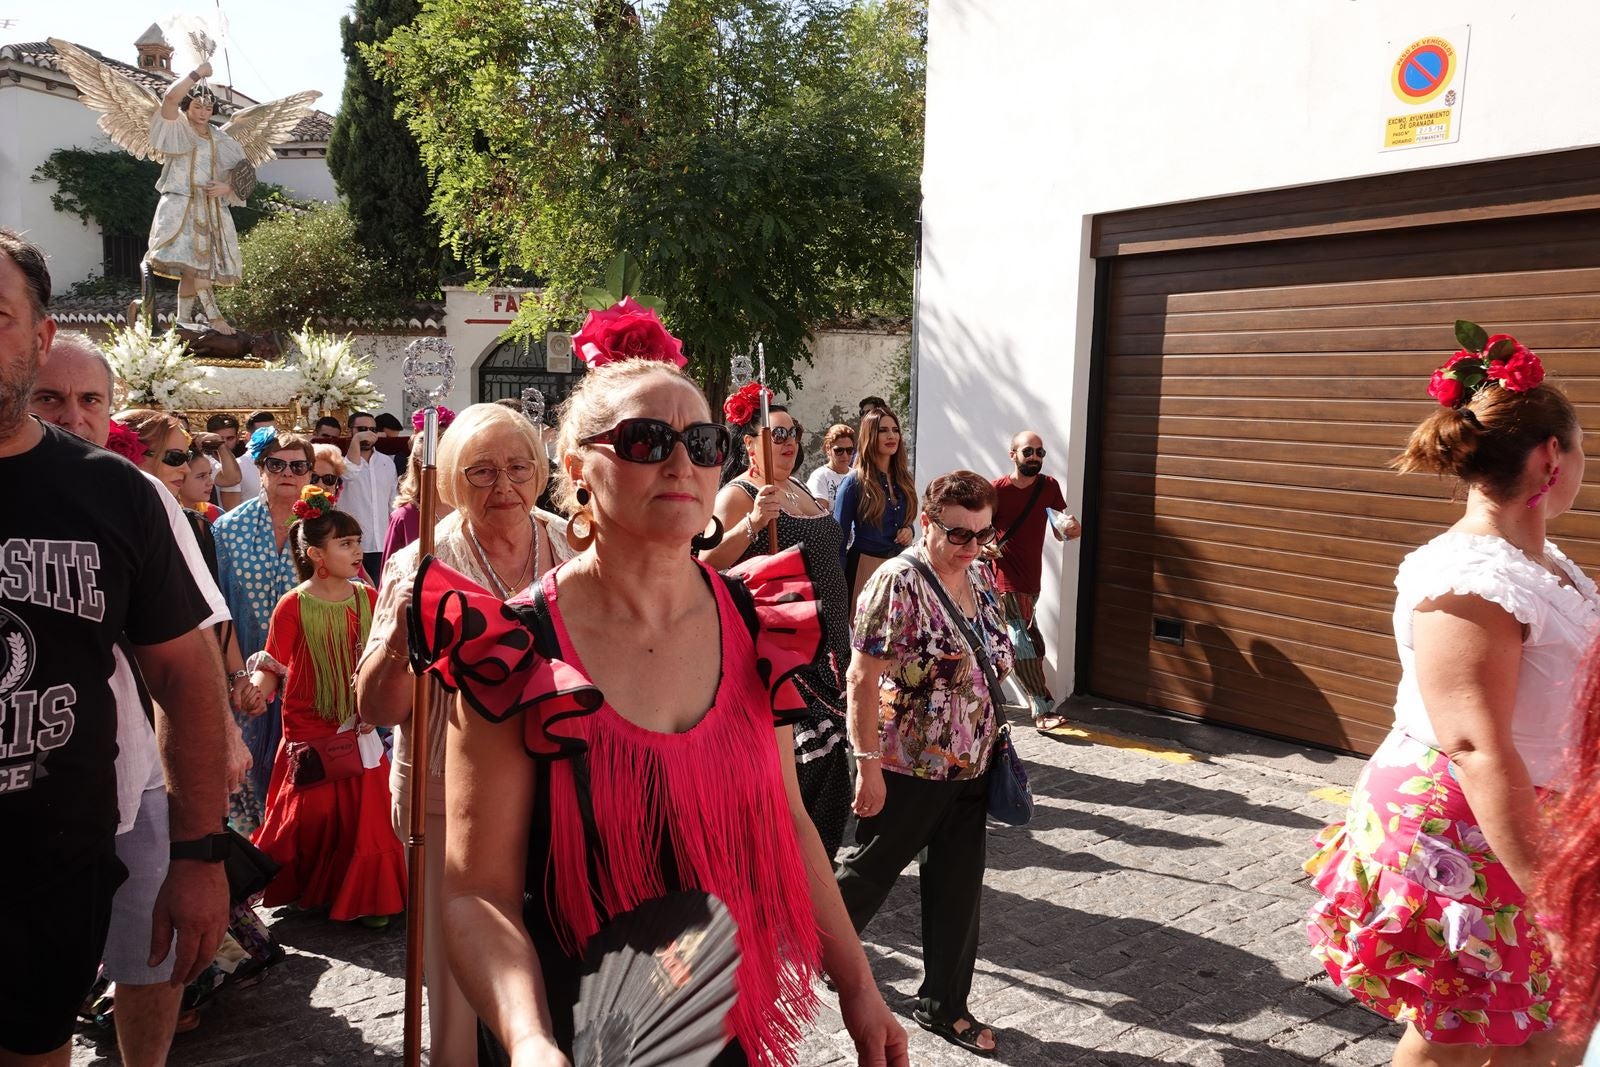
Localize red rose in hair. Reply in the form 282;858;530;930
1428;369;1466;408
572;296;686;369
722;381;772;427
292;499;314;519
1487;346;1544;392
105;422;148;463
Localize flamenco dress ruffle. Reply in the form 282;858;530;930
1304;729;1560;1046
409;546;825;1067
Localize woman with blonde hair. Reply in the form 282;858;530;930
356;401;562;1066
833;408;917;611
406;302;906;1066
1305;326;1598;1065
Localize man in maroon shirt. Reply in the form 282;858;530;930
991;431;1080;730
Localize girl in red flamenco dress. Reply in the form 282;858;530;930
248;486;406;926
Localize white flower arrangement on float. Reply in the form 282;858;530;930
183;365;307;410
289;324;385;414
104;320;216;409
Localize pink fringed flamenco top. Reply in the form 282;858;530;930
412;546;825;1067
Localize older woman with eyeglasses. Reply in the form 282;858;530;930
213;426;315;821
836;470;1015;1058
355;402;565;1067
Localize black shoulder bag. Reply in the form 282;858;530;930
905;556;1033;826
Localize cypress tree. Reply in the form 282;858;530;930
327;0;441;296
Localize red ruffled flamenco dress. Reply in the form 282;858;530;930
411;546;828;1067
251;586;408;922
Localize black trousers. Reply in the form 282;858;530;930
835;770;989;1022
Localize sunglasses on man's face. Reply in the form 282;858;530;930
262;457;312;476
933;518;998;546
311;473;343;490
158;449;189;468
583;418;731;467
1017;447;1046;459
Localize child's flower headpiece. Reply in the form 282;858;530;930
1428;320;1545;409
290;485;337;523
572;296;686;370
722;381;773;431
105;422;148;463
412;404;456;433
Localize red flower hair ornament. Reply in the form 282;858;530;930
1427;321;1545;409
723;381;773;429
290;484;337;523
105;422;148;464
572;296;686;370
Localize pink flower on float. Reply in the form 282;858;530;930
412;404;457;433
572;296;686;369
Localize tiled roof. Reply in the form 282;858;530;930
1;39;334;146
49;291;447;333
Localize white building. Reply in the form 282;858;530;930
0;27;336;293
916;1;1600;753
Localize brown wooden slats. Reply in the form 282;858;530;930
1088;200;1600;755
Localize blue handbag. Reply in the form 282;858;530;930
907;556;1034;826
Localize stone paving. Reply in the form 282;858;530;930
72;699;1400;1066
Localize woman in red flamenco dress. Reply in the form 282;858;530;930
248;486;406;926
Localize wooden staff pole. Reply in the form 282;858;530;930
760;426;778;553
402;405;439;1067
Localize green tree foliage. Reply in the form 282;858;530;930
327;0;444;297
373;0;925;399
33;148;295;238
219;204;405;332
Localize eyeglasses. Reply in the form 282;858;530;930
932;518;997;546
1017;447;1046;459
769;426;800;444
311;473;343;490
262;457;312;475
583;418;730;468
158;449;189;467
831;445;854;455
463;462;538;488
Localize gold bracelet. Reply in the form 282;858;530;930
380;642;408;664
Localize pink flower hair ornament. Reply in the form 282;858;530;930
1428;321;1545;409
572;296;686;370
412;404;456;433
105;421;148;464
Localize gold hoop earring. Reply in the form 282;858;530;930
566;486;595;552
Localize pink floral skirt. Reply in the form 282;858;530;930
1303;729;1560;1046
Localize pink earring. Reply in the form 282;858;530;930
1526;466;1560;510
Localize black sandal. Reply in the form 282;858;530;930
912;1008;997;1057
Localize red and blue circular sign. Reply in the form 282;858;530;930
1392;37;1456;105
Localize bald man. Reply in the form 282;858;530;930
992;431;1080;730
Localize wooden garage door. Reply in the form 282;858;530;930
1086;210;1600;755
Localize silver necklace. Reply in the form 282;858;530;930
467;516;539;597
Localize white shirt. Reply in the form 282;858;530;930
807;465;848;508
111;472;231;833
339;451;399;553
1390;532;1600;786
233;455;261;501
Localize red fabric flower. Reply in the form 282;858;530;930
722;381;772;427
105;422;148;463
1487;346;1545;392
572;296;686;370
1428;370;1466;407
292;499;314;519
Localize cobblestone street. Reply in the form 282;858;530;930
72;700;1399;1066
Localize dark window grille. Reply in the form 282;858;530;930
102;233;145;280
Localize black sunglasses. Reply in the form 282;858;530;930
1017;447;1046;459
583;418;730;468
311;473;343;490
157;448;189;467
831;445;854;455
262;457;312;476
767;426;801;444
933;518;997;546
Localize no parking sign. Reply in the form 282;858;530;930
1381;26;1470;151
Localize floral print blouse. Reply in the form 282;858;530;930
852;548;1014;780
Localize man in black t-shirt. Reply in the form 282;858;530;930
0;231;231;1064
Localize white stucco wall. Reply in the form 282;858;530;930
1;83;113;292
256;154;338;204
918;0;1600;696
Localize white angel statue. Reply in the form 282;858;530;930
49;37;320;334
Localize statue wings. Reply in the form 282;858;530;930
223;92;323;166
49;37;323;167
48;38;160;160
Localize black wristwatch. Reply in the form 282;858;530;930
170;832;233;863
